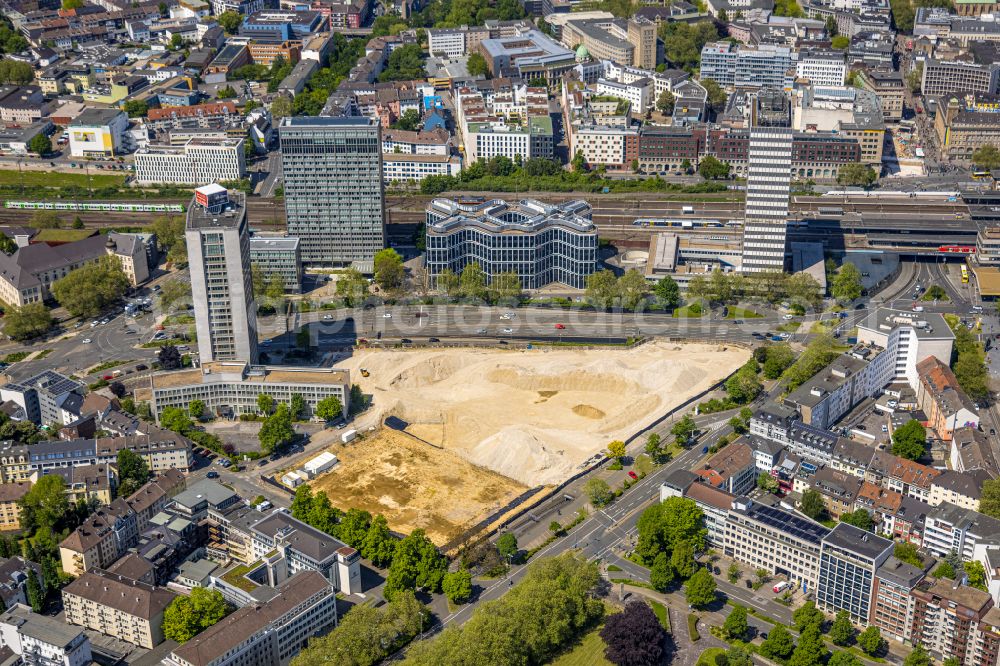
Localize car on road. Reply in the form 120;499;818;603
429;337;440;342
782;314;794;320
555;323;566;330
881;424;889;433
702;446;709;454
401;338;412;344
383;313;392;318
322;314;333;320
90;321;98;327
502;328;513;334
206;471;219;479
476;328;487;334
219;459;231;467
136;364;147;371
628;470;638;480
499;313;511;320
82;338;92;344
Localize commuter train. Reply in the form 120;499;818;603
4;200;185;213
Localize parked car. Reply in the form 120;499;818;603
206;471;219;479
773;581;790;593
82;338;92;344
555;323;566;329
628;471;638;480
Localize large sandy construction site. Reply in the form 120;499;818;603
339;341;749;486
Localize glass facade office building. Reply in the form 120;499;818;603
279;117;385;266
425;198;598;289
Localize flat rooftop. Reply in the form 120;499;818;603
186;191;246;230
823;522;892;559
150;362;349;389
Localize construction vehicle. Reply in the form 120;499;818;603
360;368;370;377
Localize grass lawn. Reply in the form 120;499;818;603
725;307;763;319
673;304;705;318
648;599;671;632
697;647;725;666
776;321;801;333
809;319;838;334
548;624;612;666
0;168;127;189
33;229;96;243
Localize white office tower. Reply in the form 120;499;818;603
186;184;258;364
740;90;793;273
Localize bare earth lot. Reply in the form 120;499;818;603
306;342;748;544
307;427;529;545
338;341;749;485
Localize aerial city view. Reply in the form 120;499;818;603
0;0;999;663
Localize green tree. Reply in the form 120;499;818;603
0;234;15;254
891;420;926;461
973;144;1000;171
585;477;614;507
189;400;205;420
3;303;52;341
933;560;956;579
29;211;60;229
585;269;619;310
116;448;149;497
790;624;828;666
618;269;649;310
794;600;825;632
830;610;855;646
216;9;242;33
384;529;447;600
607;440;626;461
725;358;762;404
401;554;602;666
162;588;231;642
906;64;922;93
293;590;426;666
159;278;191;311
830;652;862;666
762;344;796;379
19;474;68;534
28;133;50;156
635;496;706;564
337;508;372;547
858;626;884;657
442;569;473;604
290;394;306;420
837;163;877;188
903;644;931;666
0;60;32;84
671;540;697;579
271;95;292;119
981;479;1000;519
315;395;342;422
360;514;396;567
379;43;426;82
840;508;874;532
25;569;42;612
757;472;779;493
488;271;522;304
965;560;988;591
656;90;676;115
671;414;697;447
459;262;487;301
497;532;518;560
831;262;863;304
654;275;681;308
831;34;850;49
644;433;663;462
122;99;149;118
723;605;748;640
467;51;489;77
650;551;674;592
800;489;826;520
760;624;796;661
893;542;923;566
685;567;716;608
698;155;731;180
257;393;275;415
701;77;727;112
259;404;295;453
51;255;129;318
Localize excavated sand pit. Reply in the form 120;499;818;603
338;341;749;485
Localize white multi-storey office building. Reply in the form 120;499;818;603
796;50;848;87
185;185;258;364
856;308;955;391
741;91;794;273
133;139;246;185
425;197;598;289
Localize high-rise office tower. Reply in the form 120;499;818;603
186;184;258;363
740;90;793;273
279;116;385;266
